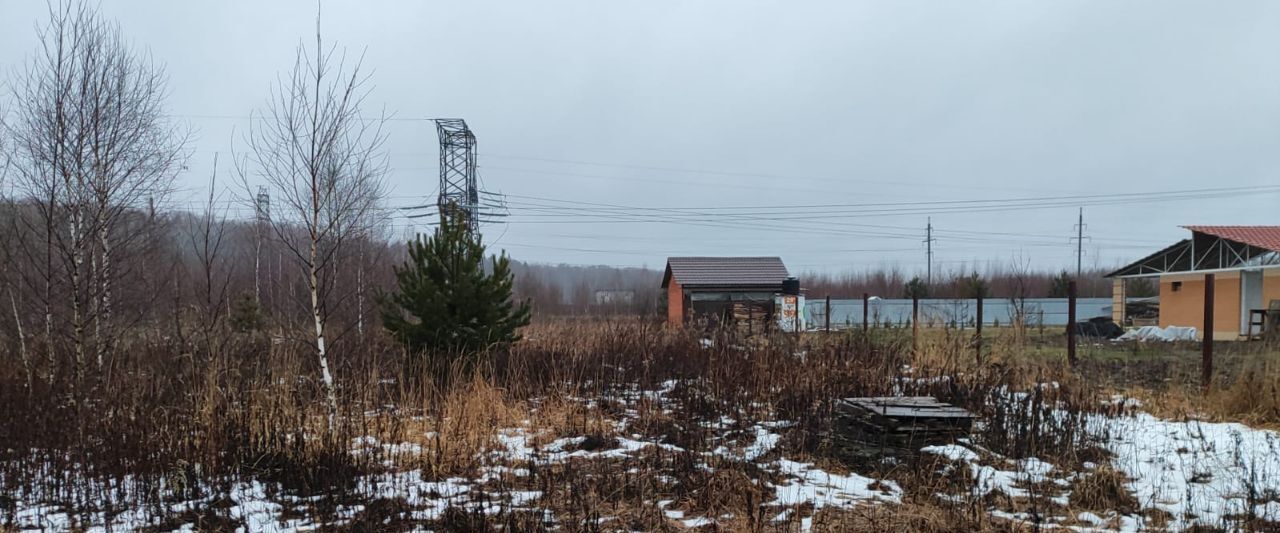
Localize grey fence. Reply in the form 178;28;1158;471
806;297;1112;330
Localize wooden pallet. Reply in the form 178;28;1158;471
830;396;974;459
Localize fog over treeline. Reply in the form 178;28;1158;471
0;199;1121;344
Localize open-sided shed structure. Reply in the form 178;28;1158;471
1107;226;1280;339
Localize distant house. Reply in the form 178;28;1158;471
661;256;797;328
593;290;635;306
1107;226;1280;339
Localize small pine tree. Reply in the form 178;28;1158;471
1048;271;1072;298
960;272;989;299
229;291;265;332
903;276;930;299
379;214;531;369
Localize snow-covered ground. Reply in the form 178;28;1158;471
6;384;1280;532
923;407;1280;531
1101;412;1280;529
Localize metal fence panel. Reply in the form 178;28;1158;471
807;298;1111;329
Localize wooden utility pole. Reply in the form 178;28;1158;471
975;294;984;365
1075;207;1085;280
1203;274;1215;391
924;219;936;285
825;295;831;333
912;295;920;354
1067;281;1078;367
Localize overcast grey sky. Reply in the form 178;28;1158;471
3;1;1278;274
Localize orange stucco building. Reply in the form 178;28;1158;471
1108;226;1280;340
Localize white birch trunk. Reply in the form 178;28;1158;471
310;233;337;428
44;297;54;382
90;244;101;368
69;210;86;378
356;246;365;339
97;224;112;366
10;287;32;393
44;225;55;384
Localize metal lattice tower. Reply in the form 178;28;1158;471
434;119;480;233
254;186;271;304
255;186;271;224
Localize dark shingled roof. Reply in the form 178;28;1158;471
661;256;790;289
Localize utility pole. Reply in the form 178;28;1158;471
1067;280;1078;367
924;217;937;285
254;186;270;305
1070;207;1089;280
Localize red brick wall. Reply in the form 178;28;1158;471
667;278;684;327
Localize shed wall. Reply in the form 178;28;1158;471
1158;273;1241;339
667;278;684;326
1266;270;1280;309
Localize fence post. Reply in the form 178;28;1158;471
912;295;920;354
825;295;831;333
1067;280;1078;367
862;292;869;332
1203;273;1215;392
975;294;984;365
794;296;801;338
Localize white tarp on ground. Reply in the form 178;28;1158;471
1114;325;1198;342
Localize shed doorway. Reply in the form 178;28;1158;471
1241;270;1264;336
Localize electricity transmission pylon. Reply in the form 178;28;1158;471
434;119;480;233
254;186;270;304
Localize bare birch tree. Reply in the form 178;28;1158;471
4;2;188;380
1;144;33;393
238;16;389;423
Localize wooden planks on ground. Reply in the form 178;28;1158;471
830;396;974;461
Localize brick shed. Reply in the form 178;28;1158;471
661;256;792;327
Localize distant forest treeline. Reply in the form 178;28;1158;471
0;203;1139;331
515;261;1140;316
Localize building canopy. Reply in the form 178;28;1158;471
1107;226;1280;279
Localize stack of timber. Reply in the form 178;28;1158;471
831;397;973;459
730;301;771;335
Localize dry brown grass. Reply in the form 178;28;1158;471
1069;464;1138;516
1205;362;1280;427
529;393;622;446
3;317;1279;530
1094;357;1280;429
811;502;1030;532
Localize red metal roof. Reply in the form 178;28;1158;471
1183;226;1280;252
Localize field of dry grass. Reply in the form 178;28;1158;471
2;319;1279;531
